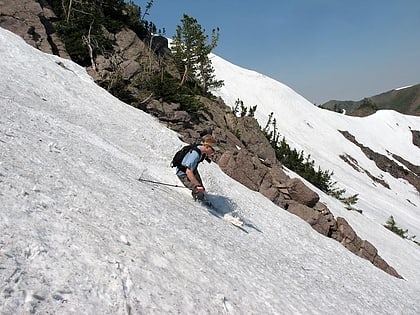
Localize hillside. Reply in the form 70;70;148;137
1;0;420;312
2;26;420;315
321;84;420;116
211;54;420;239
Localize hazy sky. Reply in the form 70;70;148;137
134;0;420;104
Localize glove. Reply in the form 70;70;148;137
195;185;205;192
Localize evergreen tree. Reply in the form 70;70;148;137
172;14;223;92
50;0;150;64
248;105;257;117
384;216;408;238
262;114;347;199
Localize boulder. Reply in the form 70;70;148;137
233;116;277;164
286;178;319;207
219;150;267;191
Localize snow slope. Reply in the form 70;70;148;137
1;28;420;314
211;54;420;241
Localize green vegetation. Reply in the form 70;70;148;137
49;0;154;65
384;215;408;238
232;99;257;117
341;194;362;213
140;13;223;114
47;1;222;114
384;216;420;246
105;75;134;104
354;98;378;116
143;74;207;113
171;14;223;93
263;112;349;199
318;103;343;113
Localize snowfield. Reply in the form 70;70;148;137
1;28;420;314
211;53;420;240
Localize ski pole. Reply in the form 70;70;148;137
138;177;188;188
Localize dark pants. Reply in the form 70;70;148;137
177;169;204;201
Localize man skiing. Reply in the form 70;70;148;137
176;135;219;201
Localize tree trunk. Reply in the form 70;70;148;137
179;64;188;87
82;23;96;71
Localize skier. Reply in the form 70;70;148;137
175;135;219;201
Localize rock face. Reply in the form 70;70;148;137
334;218;402;278
87;28;151;83
1;0;403;279
339;130;420;193
0;0;166;94
412;130;420;148
0;0;68;58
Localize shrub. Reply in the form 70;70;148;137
384;216;409;238
262;112;346;198
143;74;207;113
232;99;257;117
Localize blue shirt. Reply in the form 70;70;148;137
176;145;203;177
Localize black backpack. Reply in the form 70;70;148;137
170;144;208;171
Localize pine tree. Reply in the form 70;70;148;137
172;14;223;92
384;215;408;238
248;105;257;117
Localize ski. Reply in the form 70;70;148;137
200;199;248;233
137;176;249;232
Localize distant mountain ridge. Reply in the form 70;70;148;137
320;83;420;116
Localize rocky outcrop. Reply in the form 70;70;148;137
87;30;166;85
0;0;68;58
287;201;335;235
334;218;402;278
286;178;319;207
216;133;402;278
339;130;420;193
219;149;265;191
225;115;277;164
339;153;390;189
0;0;166;97
412;130;420;148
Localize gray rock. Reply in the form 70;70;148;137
0;0;69;58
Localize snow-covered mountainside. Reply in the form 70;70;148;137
211;54;420;240
1;28;420;314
